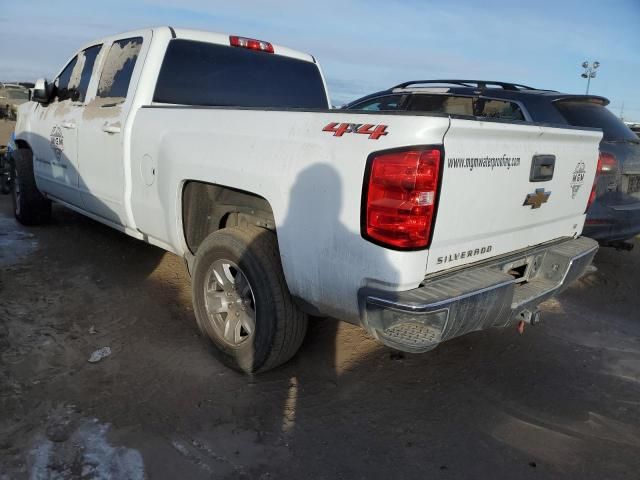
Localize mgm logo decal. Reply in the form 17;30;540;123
50;126;64;161
570;162;586;199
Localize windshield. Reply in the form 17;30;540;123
555;100;637;141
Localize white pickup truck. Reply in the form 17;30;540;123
11;26;602;373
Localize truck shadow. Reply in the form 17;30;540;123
7;131;166;282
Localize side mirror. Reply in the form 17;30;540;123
32;78;52;104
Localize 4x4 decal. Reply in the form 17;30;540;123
322;122;388;140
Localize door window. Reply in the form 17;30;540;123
97;37;143;103
55;56;78;102
71;45;102;102
350;95;405;111
53;44;103;103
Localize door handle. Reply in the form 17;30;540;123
61;121;76;129
102;123;121;134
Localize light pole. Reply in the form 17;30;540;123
581;61;600;94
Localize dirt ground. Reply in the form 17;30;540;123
1;118;640;479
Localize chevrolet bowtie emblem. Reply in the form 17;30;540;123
523;188;551;209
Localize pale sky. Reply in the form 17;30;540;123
1;0;639;119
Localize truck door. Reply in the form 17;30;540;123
77;36;147;225
30;47;101;206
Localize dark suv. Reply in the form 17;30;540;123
344;80;640;247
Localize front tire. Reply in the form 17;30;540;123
192;226;308;374
11;148;51;225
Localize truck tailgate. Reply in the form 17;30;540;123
427;119;602;274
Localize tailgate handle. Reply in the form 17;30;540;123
530;154;555;182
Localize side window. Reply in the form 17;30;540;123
555;101;637;141
53;45;102;103
55;56;78;102
476;98;525;121
352;95;404;111
97;37;143;103
69;45;102;102
407;95;474;116
407;94;525;120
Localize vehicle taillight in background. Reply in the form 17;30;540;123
229;35;274;53
586;151;617;212
363;147;442;250
598;152;618;174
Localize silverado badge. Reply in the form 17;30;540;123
523;188;551;209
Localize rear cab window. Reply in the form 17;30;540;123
554;100;637;141
153;39;329;109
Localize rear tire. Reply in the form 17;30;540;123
11;148;51;225
192;225;308;374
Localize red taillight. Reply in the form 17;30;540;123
363;148;441;250
587;151;617;212
587;182;597;212
229;35;274;53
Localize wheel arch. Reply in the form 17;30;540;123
181;180;276;255
180;181;326;318
13;139;31;151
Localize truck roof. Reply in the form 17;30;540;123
78;26;316;64
171;27;316;63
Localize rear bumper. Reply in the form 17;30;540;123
359;236;598;353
